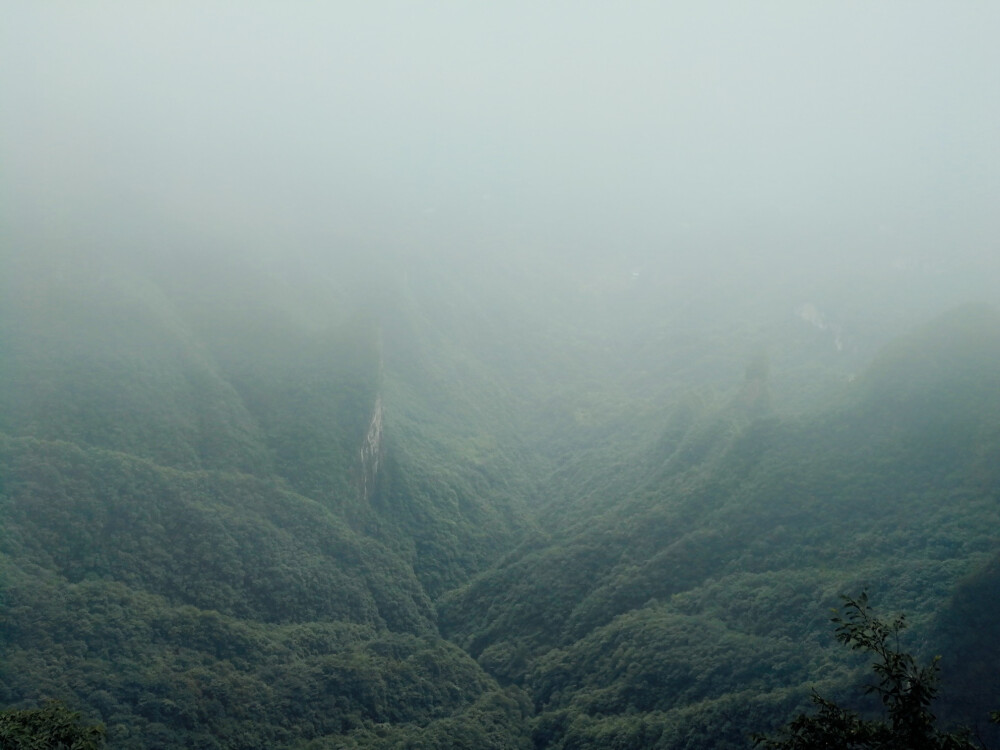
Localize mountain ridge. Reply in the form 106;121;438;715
2;249;998;747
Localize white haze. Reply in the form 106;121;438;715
2;2;998;300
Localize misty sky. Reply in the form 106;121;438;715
2;2;998;274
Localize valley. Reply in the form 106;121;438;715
2;246;998;748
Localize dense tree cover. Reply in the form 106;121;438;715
0;251;541;747
2;247;999;747
438;305;1000;748
0;437;535;747
0;435;434;630
0;700;105;749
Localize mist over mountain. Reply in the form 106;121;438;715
3;3;1000;749
3;240;999;748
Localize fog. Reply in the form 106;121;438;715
3;2;998;298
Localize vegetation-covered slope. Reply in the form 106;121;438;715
0;249;538;748
1;245;998;748
439;304;1000;749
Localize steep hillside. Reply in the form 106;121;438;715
439;304;1000;749
2;244;998;748
0;248;539;748
0;252;272;475
0;432;537;748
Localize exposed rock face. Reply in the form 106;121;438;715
360;394;383;502
797;302;847;351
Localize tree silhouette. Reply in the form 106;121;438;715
754;592;986;750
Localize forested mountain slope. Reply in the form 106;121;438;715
0;249;538;748
439;304;1000;749
1;246;998;748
